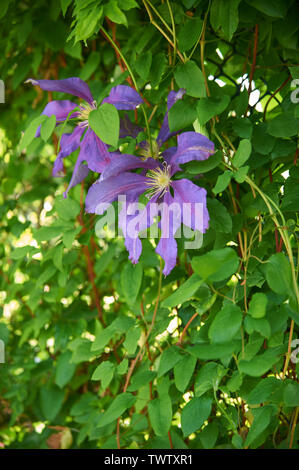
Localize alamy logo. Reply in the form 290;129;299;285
290;79;299;104
291;339;299;364
0;340;5;364
0;80;4;103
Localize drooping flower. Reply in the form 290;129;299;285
26;77;143;195
85;145;211;276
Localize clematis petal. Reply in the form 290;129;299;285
35;100;78;137
63;162;90;198
85;172;148;214
52;126;84;176
79;128;112;173
102;85;143;110
155;191;182;276
100;154;157;180
157;88;186;145
119;114;143;139
171;179;209;233
171;131;214;166
26;77;94;104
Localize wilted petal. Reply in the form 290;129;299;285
171;179;209;233
26;77;94;104
102;85;143;110
85;172;148;214
52;127;84;176
100;154;157;180
171;131;214;166
157;89;186;145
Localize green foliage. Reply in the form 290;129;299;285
1;0;299;451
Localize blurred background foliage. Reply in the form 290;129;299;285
1;0;299;449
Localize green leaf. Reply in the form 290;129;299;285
194;362;226;396
196;95;230;125
185;150;222;174
55;351;76;388
267;112;299;138
248;0;288;18
91;361;115;389
98;393;136;427
104;1;128;26
121;262;143;305
239;350;280;377
208;198;232;233
188;342;237;360
247;377;284;404
148;395;172;436
266;253;293;296
55;196;81;221
40;114;56;142
124;326;141;355
89;103;120;147
177;16;203;52
127;370;156;391
157;346;182;378
162;274;203;308
199;421;219;449
135;51;152;80
174;355;197;392
212;171;232;194
181;397;212;436
233;165;249;183
19;115;46;151
191;248;239;282
233;139;252;167
252;123;275;155
40;386;65;422
209;304;243;343
168;99;197;132
283;382;299;406
232;118;253;138
210;0;241;40
60;0;72;16
248;293;268;319
244;406;274;448
174;60;206;98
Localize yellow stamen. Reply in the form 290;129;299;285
77;101;97;127
146;163;171;198
139;139;160;160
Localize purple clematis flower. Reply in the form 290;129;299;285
26;77;143;195
85;152;210;276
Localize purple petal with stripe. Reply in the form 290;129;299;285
100;154;157;180
155;191;182;276
79;128;112;173
26;77;94;104
171;179;209;233
63;162;90;198
157;88;186;145
52;126;84;176
35;100;78;137
102;85;143;110
171;131;214;166
85;172;148;214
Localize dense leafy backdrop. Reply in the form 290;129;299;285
1;0;299;450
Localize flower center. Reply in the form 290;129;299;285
77;101;97;128
146;163;171;198
139;139;160;160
